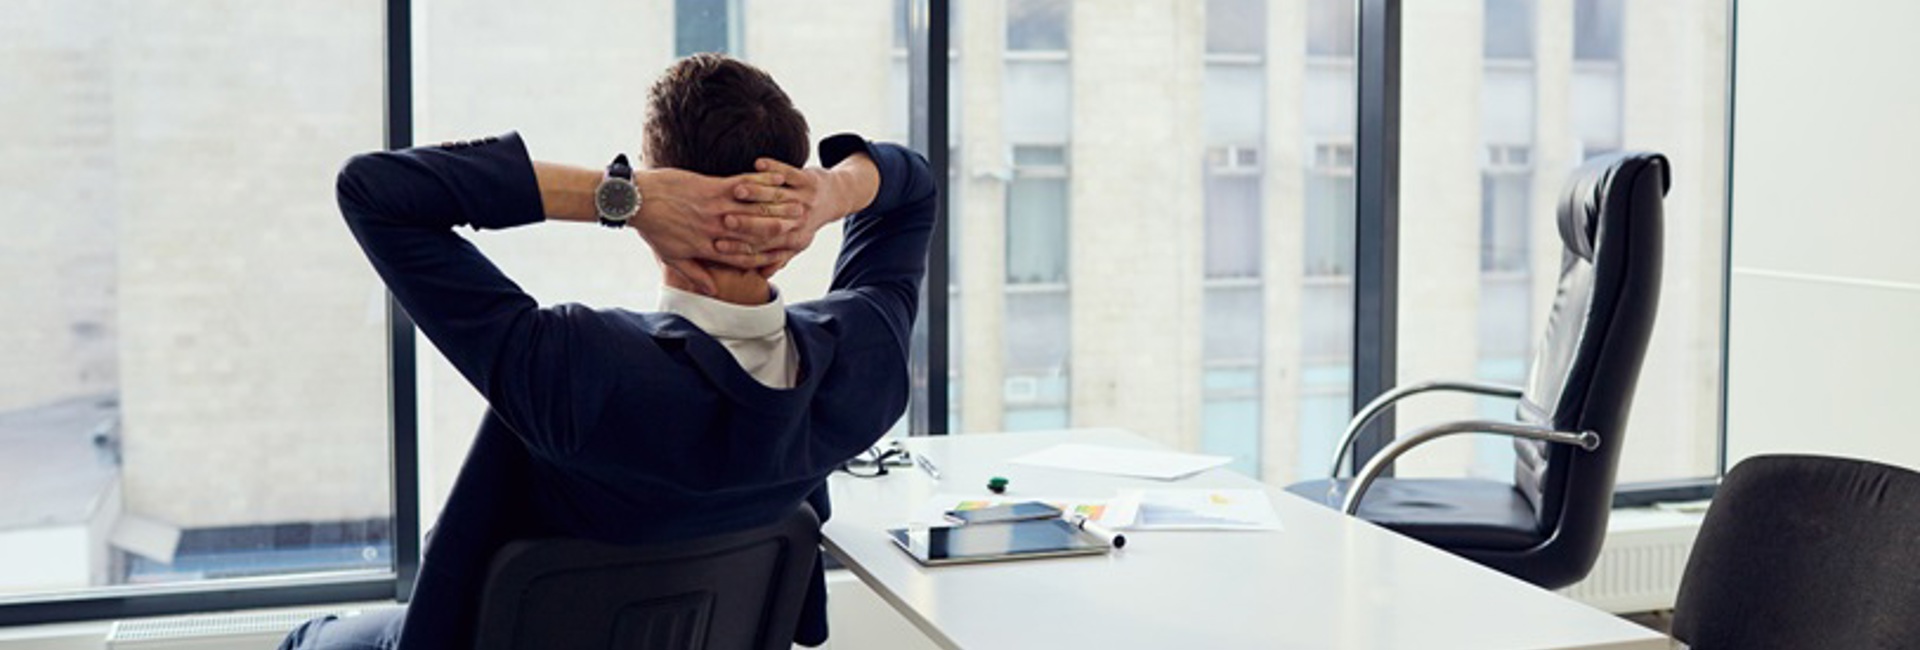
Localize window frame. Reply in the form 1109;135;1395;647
0;0;421;626
1;0;1738;625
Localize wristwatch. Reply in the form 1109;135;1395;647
595;154;642;228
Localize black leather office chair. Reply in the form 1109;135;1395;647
1287;152;1668;589
473;503;821;650
1672;455;1920;649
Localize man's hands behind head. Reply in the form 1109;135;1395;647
638;154;874;294
631;167;808;295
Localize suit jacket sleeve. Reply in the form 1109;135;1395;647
817;134;938;361
334;132;592;459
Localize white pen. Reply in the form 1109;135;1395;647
1069;513;1127;549
912;452;941;480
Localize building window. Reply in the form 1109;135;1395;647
1574;0;1625;61
1481;144;1532;272
1205;150;1263;279
1006;146;1070;285
1308;0;1357;58
1305;141;1357;277
675;0;740;56
0;2;392;602
1207;0;1267;56
1007;0;1070;52
1484;0;1536;61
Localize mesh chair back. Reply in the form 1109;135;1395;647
1674;455;1920;649
474;504;820;650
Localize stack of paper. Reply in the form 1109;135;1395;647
1103;489;1283;531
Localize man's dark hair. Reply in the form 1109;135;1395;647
644;54;810;177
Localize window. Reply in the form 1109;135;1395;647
1398;0;1729;482
1207;0;1268;56
1484;0;1537;61
1574;0;1625;61
1305;142;1357;276
412;0;901;528
1481;145;1533;272
1309;0;1358;58
1007;0;1069;52
0;1;391;605
675;0;740;56
941;0;1359;487
1200;1;1267;475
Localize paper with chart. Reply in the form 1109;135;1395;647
910;494;1116;526
1103;489;1283;531
1007;443;1234;480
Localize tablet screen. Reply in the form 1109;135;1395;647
889;518;1108;566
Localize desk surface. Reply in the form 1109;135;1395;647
823;429;1669;650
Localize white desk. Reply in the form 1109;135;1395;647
824;429;1670;650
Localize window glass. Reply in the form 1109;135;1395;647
1007;0;1070;52
1308;0;1357;58
1574;0;1625;61
1205;172;1263;278
951;0;1356;487
1484;0;1537;60
1397;0;1729;482
0;1;389;599
675;0;736;56
1006;175;1070;284
414;1;898;525
1207;0;1268;55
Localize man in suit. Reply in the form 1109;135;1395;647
280;53;936;649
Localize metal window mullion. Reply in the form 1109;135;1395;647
1351;0;1402;476
384;0;422;600
908;0;952;435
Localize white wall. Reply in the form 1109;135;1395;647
1725;0;1920;469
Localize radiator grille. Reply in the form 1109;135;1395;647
1558;508;1705;614
108;607;374;645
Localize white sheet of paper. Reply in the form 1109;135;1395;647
1103;489;1282;531
1007;443;1233;480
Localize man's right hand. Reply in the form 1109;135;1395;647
631;167;807;294
719;153;881;277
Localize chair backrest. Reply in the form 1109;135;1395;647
473;503;821;650
1673;455;1920;649
1510;152;1667;586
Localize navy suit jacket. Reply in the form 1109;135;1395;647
334;132;935;649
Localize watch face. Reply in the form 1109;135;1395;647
596;178;639;221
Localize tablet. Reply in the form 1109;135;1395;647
888;518;1111;566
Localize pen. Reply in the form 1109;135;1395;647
1070;513;1127;549
913;452;942;480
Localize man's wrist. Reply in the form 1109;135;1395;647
830;154;880;216
626;168;665;229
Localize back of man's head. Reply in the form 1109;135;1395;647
644;54;810;176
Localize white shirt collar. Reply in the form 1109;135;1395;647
656;284;787;340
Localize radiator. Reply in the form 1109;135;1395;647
106;606;395;650
1559;506;1707;614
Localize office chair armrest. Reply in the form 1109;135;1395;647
1341;420;1599;515
1325;381;1526;480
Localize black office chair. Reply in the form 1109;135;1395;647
1286;152;1668;589
473;503;821;650
1672;455;1920;649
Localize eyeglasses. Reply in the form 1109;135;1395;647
838;440;918;479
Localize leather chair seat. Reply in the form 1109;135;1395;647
1287;478;1544;551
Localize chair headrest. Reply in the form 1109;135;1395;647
1557;152;1671;262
